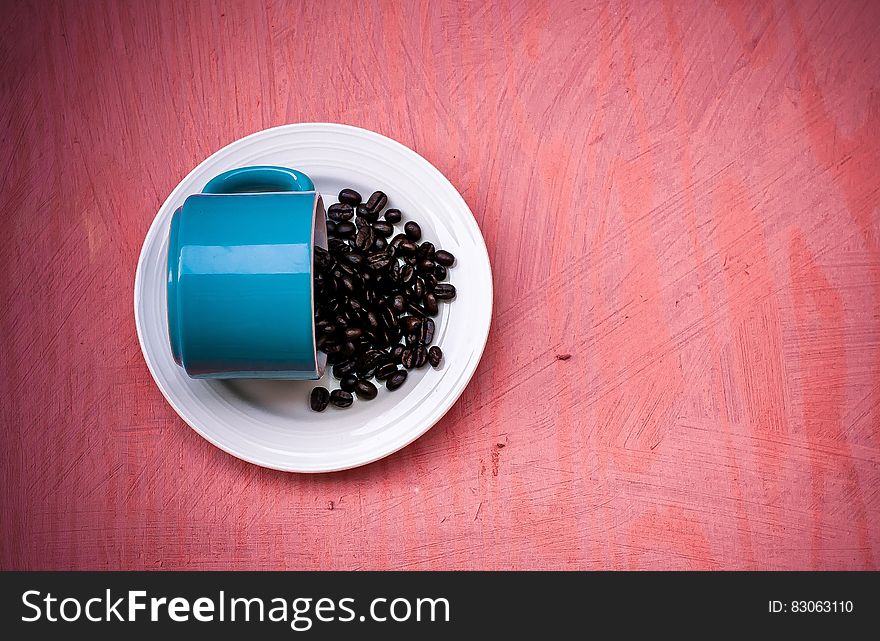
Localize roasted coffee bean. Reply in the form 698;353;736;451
355;204;370;219
355;214;372;230
404;221;421;241
400;348;415;369
406;302;427;317
332;360;357;378
390;344;405;363
326;220;337;236
328;203;354;221
367;251;392;271
420;318;435;345
417;242;434;259
372;221;394;237
341;341;357;357
388;261;401;283
386;370;407;391
423;274;437;291
403;255;418;266
391;294;407;313
381;305;397;330
413;344;428;368
422;294;439;316
428;346;442;368
355;225;375;250
434;264;448;280
433;283;456;300
373;236;388;251
337;262;356;277
340;375;358;392
418;259;435;273
365;190;388;214
328;238;349;253
329;389;353;408
335;221;356;237
397;239;417;255
400;264;415;284
339;275;358;293
366;310;380;330
344;327;363;340
374;361;398;380
341;253;365;269
310;387;330;411
338;188;362;206
334;314;349;328
389;234;407;251
354;379;378;400
384;208;402;224
409;278;425;300
402;316;422;334
434;250;455;267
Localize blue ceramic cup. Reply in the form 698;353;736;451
167;166;327;379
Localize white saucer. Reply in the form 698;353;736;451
134;124;493;472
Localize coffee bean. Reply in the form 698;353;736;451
326;220;337;236
417;242;434;259
414;344;429;368
365;190;388;214
400;264;415;284
328;203;354;221
434;264;447;280
404;221;421;241
402;316;422;334
342;253;365;269
423;293;439;316
397;239;417;255
339;275;358;293
310;387;330;411
409;278;425;300
420;318;435;345
434;250;455;267
386;369;407;391
418;259;435;273
389;234;407;251
340;375;358;392
344;327;363;340
341;341;357;357
428;346;442;368
401;348;415;369
338;188;362;206
423;274;437;291
332;360;356;378
335;221;356;237
329;389;353;408
403;255;418;266
367;251;392;271
433;283;456;300
391;294;407;313
390;344;405;362
384;208;402;224
373;236;388;251
406;302;427;317
372;221;394;237
355;225;374;250
374;361;398;380
354;379;378;400
381;305;397;330
366;310;380;330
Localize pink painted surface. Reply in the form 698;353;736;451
1;0;879;570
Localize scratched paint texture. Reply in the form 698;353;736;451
1;0;879;570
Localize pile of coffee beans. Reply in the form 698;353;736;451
309;188;456;411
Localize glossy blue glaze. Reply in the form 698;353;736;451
167;166;324;379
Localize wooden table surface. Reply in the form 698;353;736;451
1;0;878;570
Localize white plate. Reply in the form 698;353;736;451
134;123;493;472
